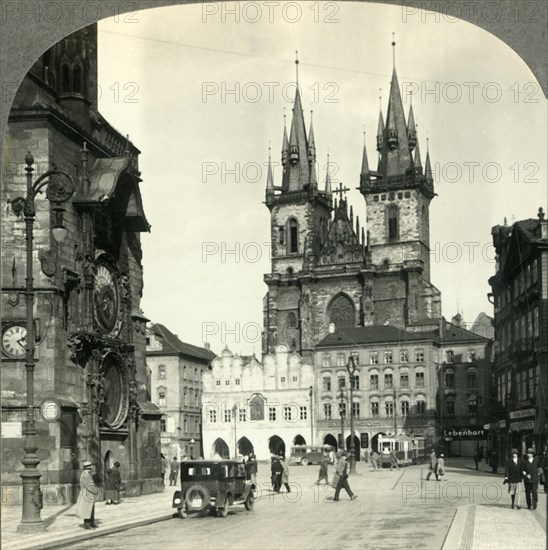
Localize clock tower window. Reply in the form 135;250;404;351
388;204;399;241
288;218;298;253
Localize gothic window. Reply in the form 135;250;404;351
73;64;82;94
288;218;298;253
288;312;297;328
61;64;70;93
329;294;355;328
387;204;399;241
249;394;265;421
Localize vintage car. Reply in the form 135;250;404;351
172;459;256;518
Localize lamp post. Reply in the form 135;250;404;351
338;385;345;453
190;438;195;460
309;385;314;445
10;152;74;533
232;404;238;459
346;356;358;474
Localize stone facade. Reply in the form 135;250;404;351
202;345;315;461
1;25;162;506
146;323;215;460
488;209;548;459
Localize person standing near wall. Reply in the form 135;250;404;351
76;461;99;529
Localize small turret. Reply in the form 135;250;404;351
360;131;370;187
266;144;274;199
407;102;417;150
376;104;385;152
281;113;289;167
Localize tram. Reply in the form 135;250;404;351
378;434;427;466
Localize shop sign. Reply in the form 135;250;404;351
497;420;506;428
509;420;535;431
483;423;491;430
509;408;536;420
443;427;485;439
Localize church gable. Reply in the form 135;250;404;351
317;199;365;266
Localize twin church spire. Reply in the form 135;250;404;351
267;39;434;203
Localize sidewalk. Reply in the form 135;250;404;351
1;489;175;550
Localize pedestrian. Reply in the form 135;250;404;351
389;449;399;471
474;448;482;470
333;450;357;501
522;448;541;510
315;452;330;485
490;450;499;474
504;448;523;509
245;453;258;484
541;449;548;494
271;455;283;492
280;456;291;493
329;448;336;465
160;454;167;489
76;461;99;529
363;448;369;463
169;456;179;486
435;454;445;480
105;461;121;505
425;449;437;481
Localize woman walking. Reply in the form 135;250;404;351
333;451;357;501
504;448;524;509
315;452;330;485
105;461;122;505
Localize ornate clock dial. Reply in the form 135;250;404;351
93;264;120;333
2;324;27;358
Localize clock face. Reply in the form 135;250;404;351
93;264;120;334
2;324;27;358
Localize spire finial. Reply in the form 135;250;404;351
310;105;314;122
426;131;430;152
392;32;396;69
363;127;366;146
283;106;287;127
379;88;382;111
295;50;299;85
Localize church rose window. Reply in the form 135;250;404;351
329;294;355;328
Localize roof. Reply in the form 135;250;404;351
316;325;438;349
148;323;216;362
441;320;491;344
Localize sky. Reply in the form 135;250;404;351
96;2;547;356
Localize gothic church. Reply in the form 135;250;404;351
262;50;442;362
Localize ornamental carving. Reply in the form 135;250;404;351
45;173;75;204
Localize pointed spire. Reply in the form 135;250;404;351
325;152;332;197
266;143;274;192
407;100;416;150
360;130;370;186
308;107;317;187
376;90;384;152
350;204;354;224
425;136;433;184
414;136;422;173
361;227;366;246
356;216;360;239
392;32;396;69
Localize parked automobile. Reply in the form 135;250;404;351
172;460;255;518
288;445;335;466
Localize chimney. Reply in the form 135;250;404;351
539;207;547;239
204;342;211;351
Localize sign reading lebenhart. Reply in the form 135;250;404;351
443;427;485;439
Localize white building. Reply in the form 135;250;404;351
202;345;315;461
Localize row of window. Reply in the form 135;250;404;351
157;388;200;407
445;349;477;363
323;399;426;419
495;260;539;312
322;349;426;367
214;374;301;387
496;306;541;352
160;416;200;435
496;366;538;405
443;399;478;418
323;371;426;391
443;367;477;389
207;405;309;423
157;364;202;382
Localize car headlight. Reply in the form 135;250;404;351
174;498;181;504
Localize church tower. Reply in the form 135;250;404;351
360;39;440;325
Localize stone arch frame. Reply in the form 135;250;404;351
293;434;306;445
327;292;356;329
212;438;230;459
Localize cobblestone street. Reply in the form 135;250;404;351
61;460;546;550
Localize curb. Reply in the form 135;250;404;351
5;513;175;550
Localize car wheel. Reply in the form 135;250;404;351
244;493;254;511
218;497;229;518
301;458;309;466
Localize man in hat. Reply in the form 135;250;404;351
504;449;524;509
522;448;541;510
76;461;99;529
333;450;357;501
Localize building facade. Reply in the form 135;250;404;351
314;325;440;455
262;55;441;362
488;208;548;458
1;26;162;505
146;323;215;459
202;345;315;461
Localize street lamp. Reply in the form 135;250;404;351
346;356;358;474
309;386;314;445
9;152;74;533
338;384;345;454
232;404;238;459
